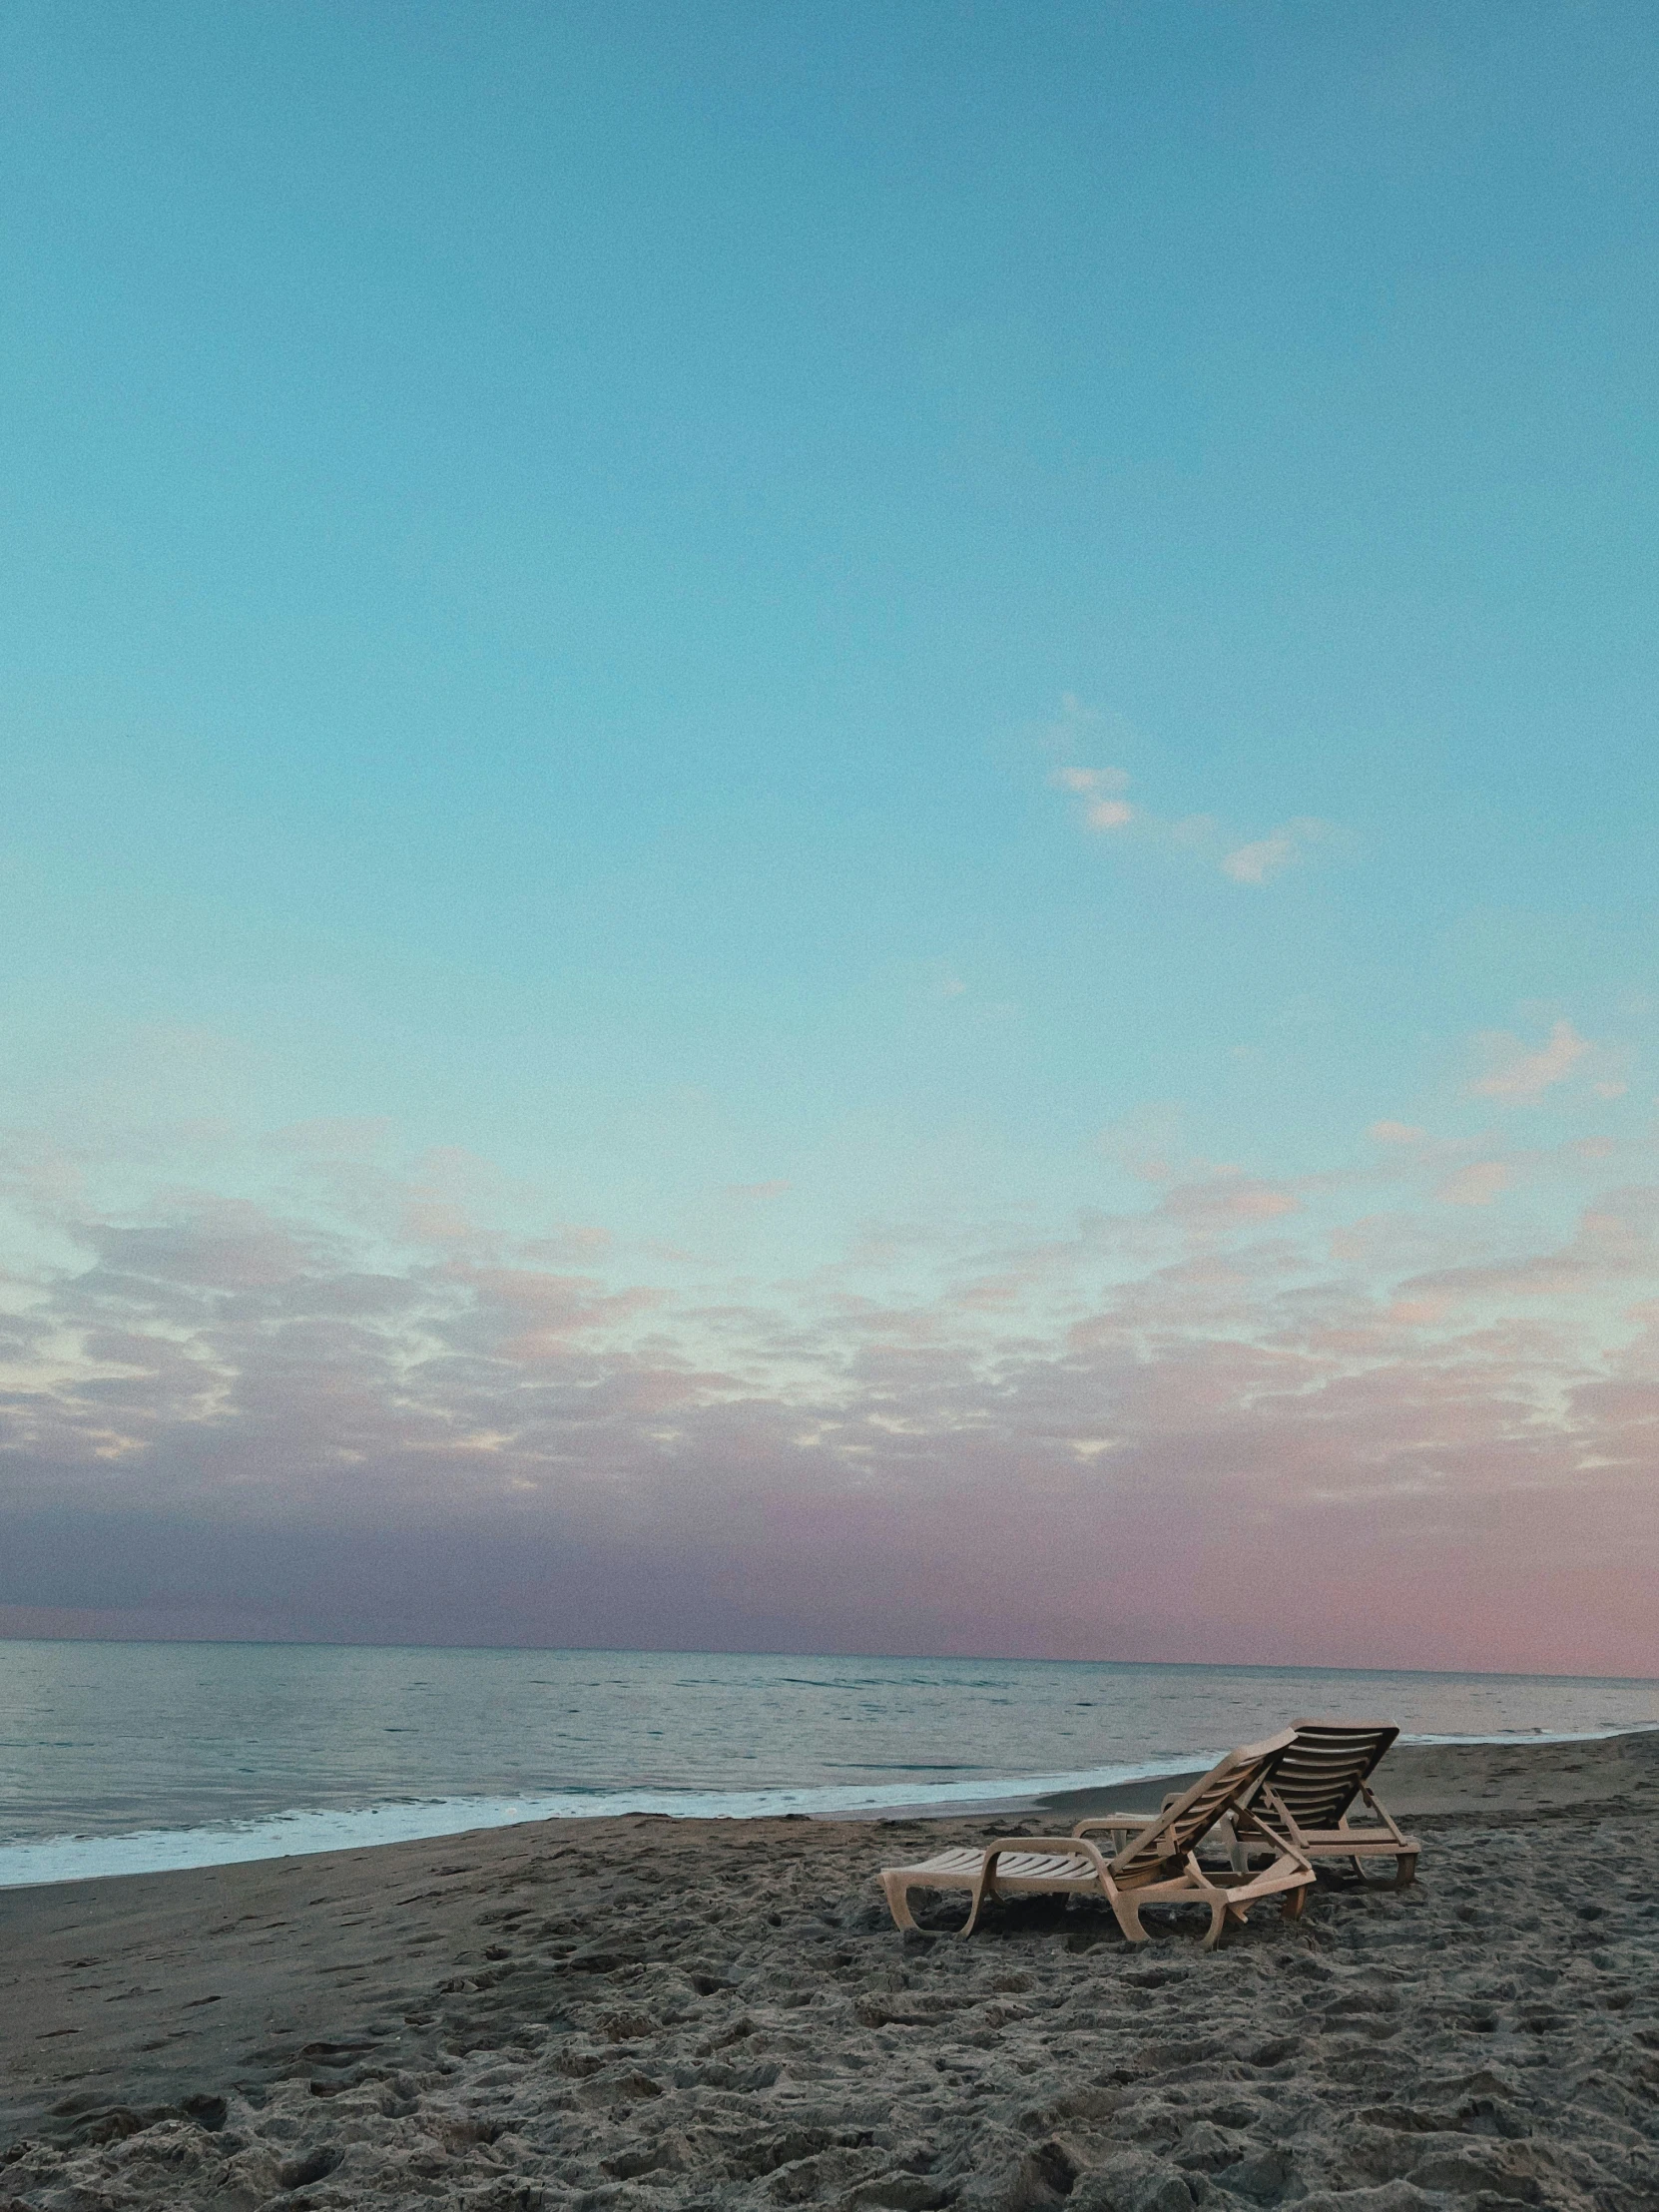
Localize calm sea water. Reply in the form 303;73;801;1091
1;1639;1654;1889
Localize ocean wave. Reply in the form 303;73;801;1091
5;1720;1654;1891
0;1758;1201;1889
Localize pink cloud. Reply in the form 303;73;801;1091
518;1226;614;1260
3;1134;1658;1674
1436;1161;1513;1206
1162;1174;1301;1223
401;1200;478;1245
1468;1019;1592;1101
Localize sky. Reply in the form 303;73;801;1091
2;2;1657;1675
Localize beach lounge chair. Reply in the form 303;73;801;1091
877;1730;1314;1950
1232;1718;1419;1888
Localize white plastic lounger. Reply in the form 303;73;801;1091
1234;1718;1420;1888
877;1730;1314;1951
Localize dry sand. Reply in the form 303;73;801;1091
2;1729;1656;2211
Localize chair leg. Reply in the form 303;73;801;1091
880;1873;917;1932
1393;1853;1418;1891
959;1874;992;1936
1202;1898;1230;1949
1281;1883;1307;1921
1108;1892;1150;1944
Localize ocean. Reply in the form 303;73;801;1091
1;1638;1654;1889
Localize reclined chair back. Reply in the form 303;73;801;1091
1259;1719;1399;1832
1107;1727;1298;1882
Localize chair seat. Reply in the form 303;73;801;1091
898;1847;984;1879
898;1847;1098;1888
1284;1827;1417;1854
877;1729;1310;1947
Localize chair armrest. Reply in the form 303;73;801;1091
986;1834;1112;1874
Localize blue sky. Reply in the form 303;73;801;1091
2;4;1657;1668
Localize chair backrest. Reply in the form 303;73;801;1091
1106;1728;1299;1878
1261;1719;1399;1831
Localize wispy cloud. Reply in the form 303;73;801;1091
1220;818;1329;886
1368;1120;1426;1145
1435;1160;1513;1207
1048;763;1135;831
1043;701;1334;887
1468;1019;1593;1102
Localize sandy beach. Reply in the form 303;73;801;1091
2;1730;1656;2210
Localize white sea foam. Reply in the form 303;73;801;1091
0;1759;1189;1889
5;1723;1655;1890
2;1638;1653;1891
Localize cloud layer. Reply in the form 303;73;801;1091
3;1109;1656;1673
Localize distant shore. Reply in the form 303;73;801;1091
2;1727;1656;2206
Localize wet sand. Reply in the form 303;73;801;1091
2;1730;1656;2209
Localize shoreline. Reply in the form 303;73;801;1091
3;1727;1657;2205
5;1721;1656;1896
